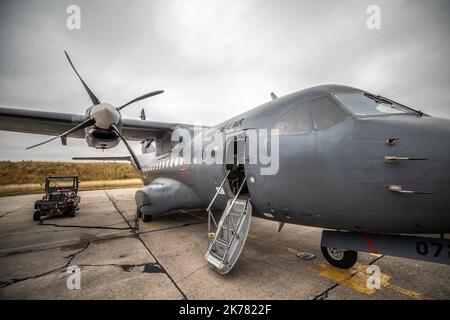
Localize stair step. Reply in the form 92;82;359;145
210;250;224;260
212;241;228;257
220;225;235;231
228;215;243;220
207;252;223;269
228;206;245;213
216;238;229;247
228;210;245;216
223;217;238;225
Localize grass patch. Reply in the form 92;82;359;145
0;161;139;185
0;161;142;196
0;179;143;197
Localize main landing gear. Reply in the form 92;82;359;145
321;246;358;269
136;207;153;222
320;230;450;269
142;214;153;222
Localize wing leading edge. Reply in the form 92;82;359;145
0;106;189;141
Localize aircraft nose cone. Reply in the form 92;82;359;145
402;116;450;232
90;103;120;129
394;116;450;185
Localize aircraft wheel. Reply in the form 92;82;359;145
67;207;76;217
142;214;153;222
321;246;357;269
33;211;41;221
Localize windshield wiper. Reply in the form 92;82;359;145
364;93;424;117
364;93;392;105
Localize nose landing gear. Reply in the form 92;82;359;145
137;207;153;222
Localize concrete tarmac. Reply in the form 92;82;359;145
0;188;449;300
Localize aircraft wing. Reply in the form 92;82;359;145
0;106;187;141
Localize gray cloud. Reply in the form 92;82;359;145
0;0;449;160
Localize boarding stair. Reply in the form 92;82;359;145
205;174;252;274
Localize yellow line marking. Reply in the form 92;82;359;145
309;263;390;296
385;283;430;300
173;212;431;300
309;263;430;300
246;234;430;300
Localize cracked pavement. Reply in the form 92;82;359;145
0;188;449;299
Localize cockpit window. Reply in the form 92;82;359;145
335;93;413;116
274;102;310;135
310;96;346;130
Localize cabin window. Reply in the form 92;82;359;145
310;96;346;130
273;102;310;135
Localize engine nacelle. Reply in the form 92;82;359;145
85;128;120;149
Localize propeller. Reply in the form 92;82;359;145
117;90;164;111
64;51;100;106
110;124;142;172
26;51;164;177
26;118;95;150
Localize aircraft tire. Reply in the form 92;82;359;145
67;207;76;217
321;246;357;269
33;211;41;222
142;214;153;222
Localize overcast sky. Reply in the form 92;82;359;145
0;0;449;161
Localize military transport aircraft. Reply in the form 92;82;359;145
0;52;449;274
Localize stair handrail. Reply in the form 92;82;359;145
206;170;231;235
224;177;247;240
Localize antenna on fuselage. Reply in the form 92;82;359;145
140;108;146;120
270;92;278;100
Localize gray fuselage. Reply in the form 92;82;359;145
135;85;450;234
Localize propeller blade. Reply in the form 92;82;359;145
117;90;164;111
26;118;96;150
64;51;101;105
110;124;142;173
